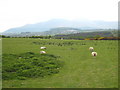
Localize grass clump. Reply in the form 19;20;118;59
2;52;64;80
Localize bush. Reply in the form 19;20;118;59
2;52;64;80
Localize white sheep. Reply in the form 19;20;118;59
91;52;97;56
89;47;94;52
40;51;46;54
61;38;63;40
40;46;46;49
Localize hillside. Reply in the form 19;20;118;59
54;31;115;39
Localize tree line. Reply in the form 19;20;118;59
1;35;120;40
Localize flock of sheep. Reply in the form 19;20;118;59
40;46;46;54
89;47;97;57
40;46;97;57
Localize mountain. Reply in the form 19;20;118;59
4;19;117;33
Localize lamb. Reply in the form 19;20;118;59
40;46;46;49
89;47;94;52
91;52;97;56
40;51;46;54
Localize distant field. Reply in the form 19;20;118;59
2;38;118;88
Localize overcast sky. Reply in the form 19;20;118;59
0;0;119;32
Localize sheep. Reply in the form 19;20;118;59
61;38;63;40
89;47;94;52
40;46;46;49
91;52;97;56
40;51;46;54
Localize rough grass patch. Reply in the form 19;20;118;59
2;52;64;80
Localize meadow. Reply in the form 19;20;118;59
2;38;118;88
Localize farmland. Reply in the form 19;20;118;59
2;38;118;88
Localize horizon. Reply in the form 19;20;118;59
0;0;119;32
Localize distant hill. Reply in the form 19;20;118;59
4;19;117;33
54;31;114;39
2;29;118;38
44;27;80;35
2;27;80;36
2;27;116;37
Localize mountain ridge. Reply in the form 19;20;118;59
4;19;117;33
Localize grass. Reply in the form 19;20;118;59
2;52;63;80
2;38;118;88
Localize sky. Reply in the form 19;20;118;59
0;0;119;32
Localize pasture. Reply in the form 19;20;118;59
2;38;118;88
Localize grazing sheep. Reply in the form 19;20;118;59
40;51;46;54
91;52;97;56
89;47;94;52
61;38;63;40
40;46;46;49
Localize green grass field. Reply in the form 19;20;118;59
2;38;118;88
